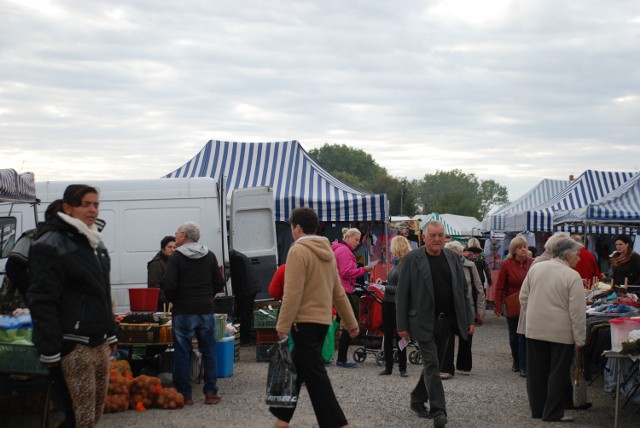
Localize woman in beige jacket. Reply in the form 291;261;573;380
519;238;586;422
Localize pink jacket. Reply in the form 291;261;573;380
331;241;367;294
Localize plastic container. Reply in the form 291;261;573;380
128;288;159;312
609;317;640;351
216;335;235;378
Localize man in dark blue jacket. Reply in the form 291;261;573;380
163;221;225;406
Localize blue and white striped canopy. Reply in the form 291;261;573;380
164;140;388;222
483;179;569;232
514;170;634;232
586;172;640;222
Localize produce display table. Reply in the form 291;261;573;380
0;342;52;428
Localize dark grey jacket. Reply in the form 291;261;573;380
396;246;474;342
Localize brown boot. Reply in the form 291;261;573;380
204;392;222;404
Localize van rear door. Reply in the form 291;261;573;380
229;187;278;300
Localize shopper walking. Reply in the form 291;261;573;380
271;207;358;428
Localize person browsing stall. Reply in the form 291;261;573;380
147;235;176;312
163;221;225;406
332;227;373;368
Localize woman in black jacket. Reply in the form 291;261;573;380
29;184;117;428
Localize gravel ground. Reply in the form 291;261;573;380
76;314;638;426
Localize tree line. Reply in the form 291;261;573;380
309;144;509;219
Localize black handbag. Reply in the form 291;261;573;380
265;338;298;408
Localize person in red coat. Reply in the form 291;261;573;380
570;234;603;288
494;236;534;377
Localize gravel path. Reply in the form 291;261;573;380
94;313;635;427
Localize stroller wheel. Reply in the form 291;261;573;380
376;352;385;366
353;348;367;363
393;349;400;363
409;349;422;365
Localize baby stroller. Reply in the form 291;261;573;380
352;284;384;364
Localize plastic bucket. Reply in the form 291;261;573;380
128;288;160;312
609;317;640;351
216;335;235;378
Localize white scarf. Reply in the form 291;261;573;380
57;212;102;249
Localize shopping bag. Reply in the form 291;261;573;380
573;349;588;407
322;321;339;363
503;292;520;317
265;338;298;408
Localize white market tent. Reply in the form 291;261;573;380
440;213;482;237
413;213;478;237
164;140;389;222
482;179;569;232
501;170;634;232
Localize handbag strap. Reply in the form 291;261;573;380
575;349;583;371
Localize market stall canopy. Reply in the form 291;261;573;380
482;179;569;232
0;169;37;203
440;213;482;237
413;213;460;236
503;170;634;232
164;140;388;222
554;172;640;235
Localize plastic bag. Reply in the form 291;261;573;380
265;338;298;408
322;321;339;363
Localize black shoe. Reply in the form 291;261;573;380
399;369;408;377
519;369;527;378
379;369;392;376
566;402;592;410
511;363;519;372
434;412;448;427
410;403;432;419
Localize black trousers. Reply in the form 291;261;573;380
442;331;473;374
410;317;453;417
50;365;75;427
235;292;257;345
381;300;407;371
337;294;358;363
526;338;574;421
270;323;348;428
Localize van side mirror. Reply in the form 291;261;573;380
0;217;17;259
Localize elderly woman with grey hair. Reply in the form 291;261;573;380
519;238;586;422
440;241;485;378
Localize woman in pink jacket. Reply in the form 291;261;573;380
332;227;373;368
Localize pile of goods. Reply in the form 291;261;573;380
104;360;185;413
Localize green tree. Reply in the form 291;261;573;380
308;144;419;216
478;179;509;219
415;170;508;219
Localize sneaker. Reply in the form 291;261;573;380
336;361;357;368
379;369;392;375
519;369;527;378
439;372;453;380
458;370;471;375
184;398;194;406
399;369;409;377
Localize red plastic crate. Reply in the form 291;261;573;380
255;328;279;345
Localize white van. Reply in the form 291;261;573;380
0;178;278;313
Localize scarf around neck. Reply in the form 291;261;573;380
611;248;634;267
57;212;102;249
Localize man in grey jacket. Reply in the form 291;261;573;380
396;221;475;428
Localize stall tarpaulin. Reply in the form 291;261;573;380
164;140;388;222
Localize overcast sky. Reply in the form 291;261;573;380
1;0;639;202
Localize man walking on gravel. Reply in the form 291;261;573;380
396;221;475;427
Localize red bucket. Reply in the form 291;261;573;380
128;288;159;312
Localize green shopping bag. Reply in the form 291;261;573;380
286;320;339;363
321;321;340;363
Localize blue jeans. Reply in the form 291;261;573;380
506;316;526;370
172;314;218;399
